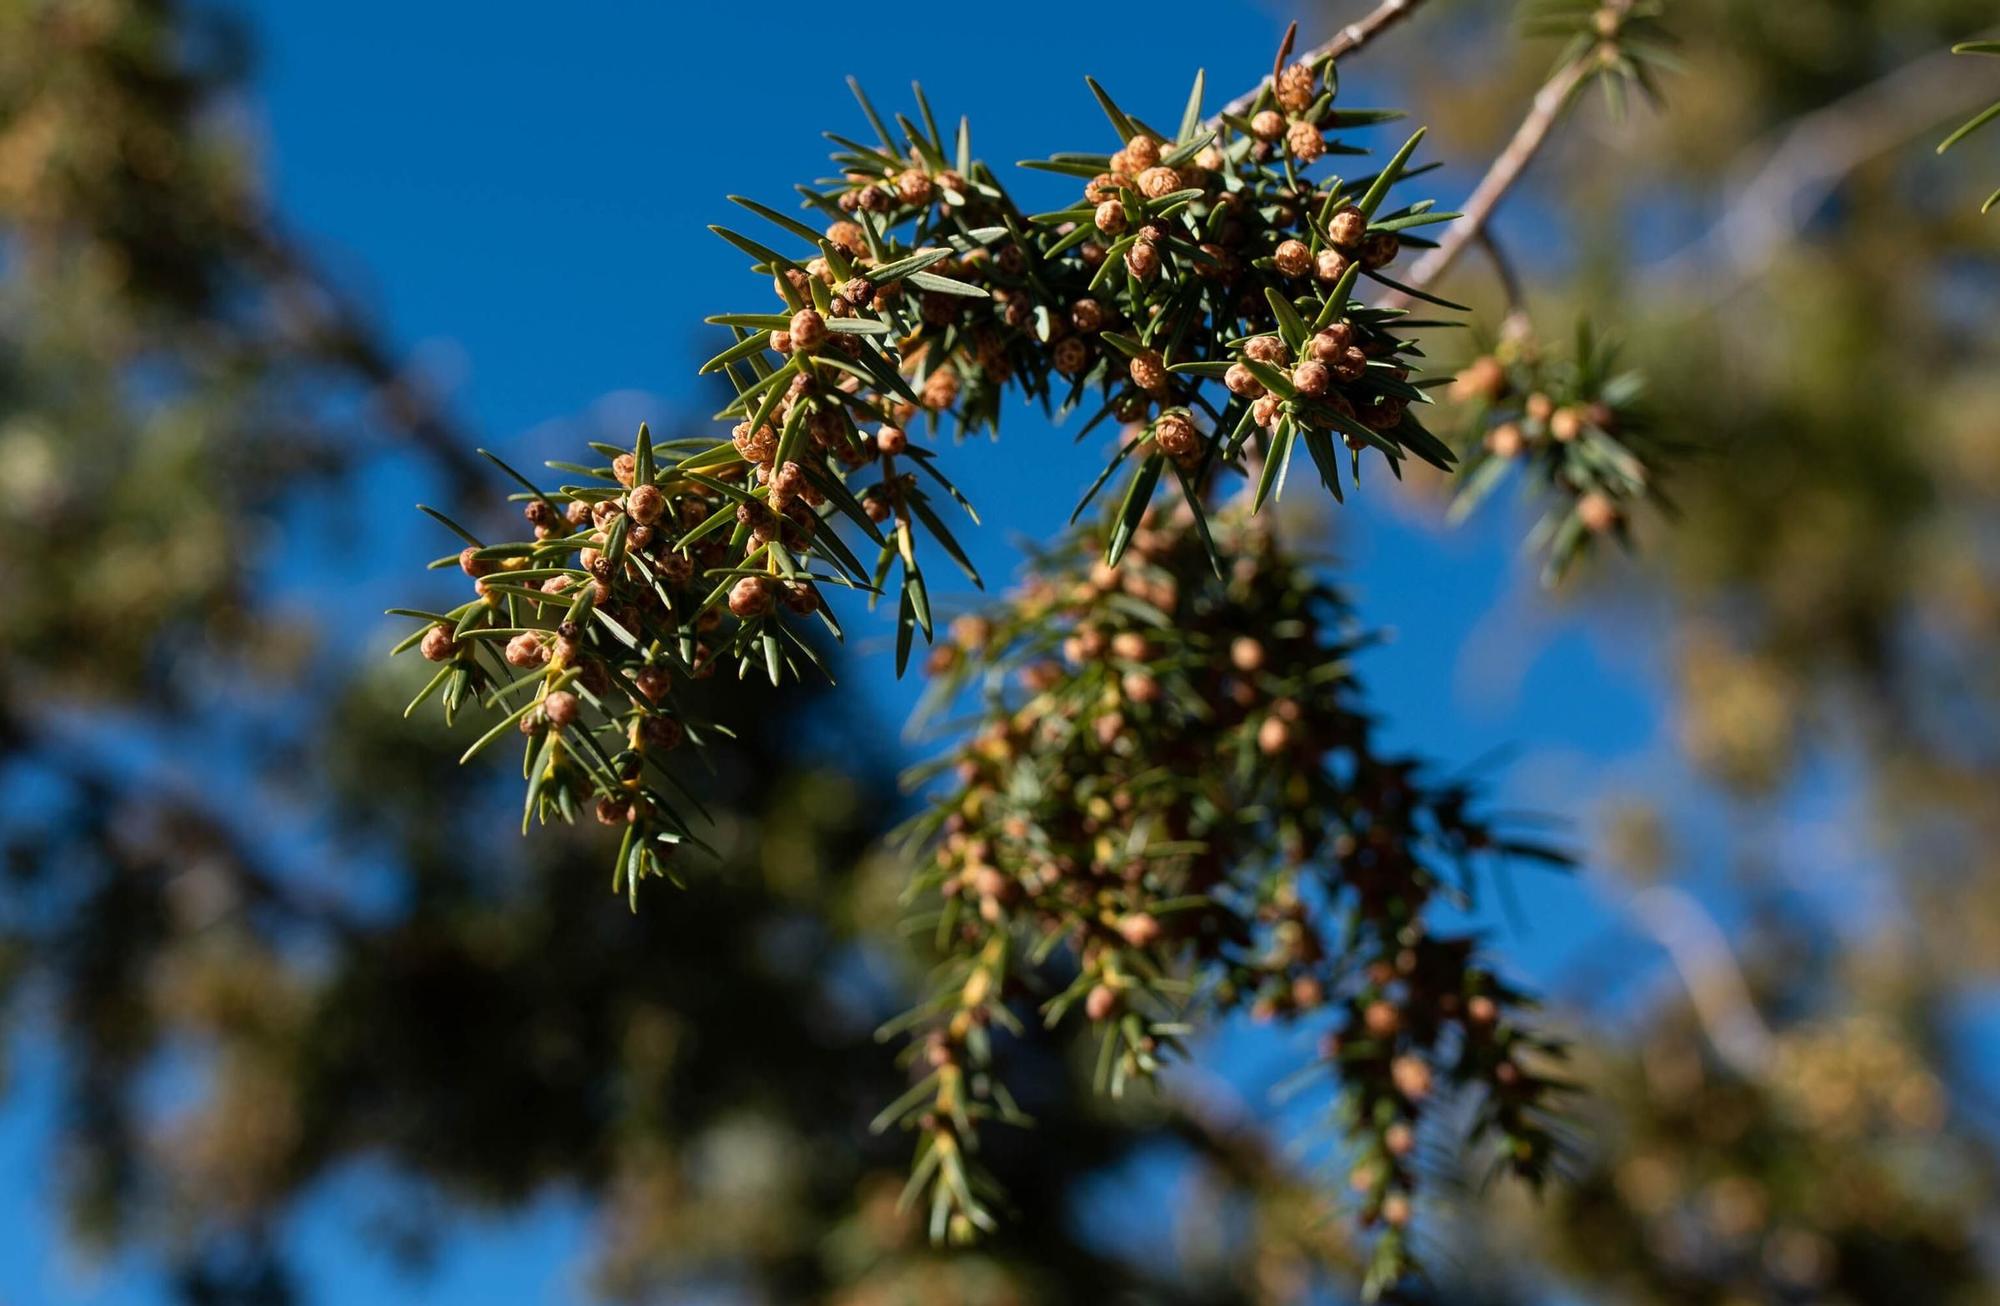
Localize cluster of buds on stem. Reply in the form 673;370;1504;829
396;46;1475;893
388;33;1603;1295
392;423;860;897
877;505;1569;1284
1016;66;1463;557
1446;325;1660;583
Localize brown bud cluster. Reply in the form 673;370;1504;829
884;507;1559;1266
1447;338;1653;580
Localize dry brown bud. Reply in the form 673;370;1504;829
420;625;458;662
1225;362;1264;398
1137;165;1181;199
728;575;774;618
1128;350;1170;395
1275;62;1317;114
1118;913;1162;947
789;308;829;353
627;483;665;524
1309;324;1355;361
1273;238;1311;278
1243;335;1288;365
824;220;866;256
542;690;579;728
634;665;671;703
1121;670;1161;703
1152;413;1200;459
1292;360;1331;397
894;168;934;206
1286;119;1325;162
1329;206;1367;248
1124;241;1161;281
504;632;548;669
1391;1055;1433;1101
1384;1121;1416;1157
1577;491;1620;534
1452;355;1508;403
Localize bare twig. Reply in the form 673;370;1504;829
1374;0;1648;312
1210;0;1429;128
1476;229;1533;340
1377;57;1597;309
1624;884;1774;1076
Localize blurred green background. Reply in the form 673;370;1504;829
1;0;1997;1301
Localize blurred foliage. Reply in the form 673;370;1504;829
1406;0;2000;1300
892;506;1569;1291
5;0;2000;1303
1938;40;1999;212
0;0;481;699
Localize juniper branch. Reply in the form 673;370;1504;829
1379;0;1641;307
1212;0;1431;127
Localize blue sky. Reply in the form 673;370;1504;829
2;2;1730;1301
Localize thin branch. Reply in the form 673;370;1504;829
1210;0;1430;128
1476;229;1533;341
1377;57;1596;309
1623;884;1774;1077
1374;0;1649;311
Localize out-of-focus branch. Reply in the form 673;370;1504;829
1377;57;1597;309
0;695;365;937
1624;885;1773;1076
1211;0;1428;127
1644;36;1997;304
1477;229;1533;340
1162;1078;1362;1274
245;228;489;503
1554;876;1774;1079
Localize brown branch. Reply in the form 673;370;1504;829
1476;229;1533;341
1210;0;1429;127
1376;56;1597;309
1373;0;1649;311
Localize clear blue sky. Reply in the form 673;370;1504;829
1;3;1721;1301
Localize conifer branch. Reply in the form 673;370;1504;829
1212;0;1430;126
1380;0;1644;307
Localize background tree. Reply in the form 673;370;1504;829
2;0;1997;1303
